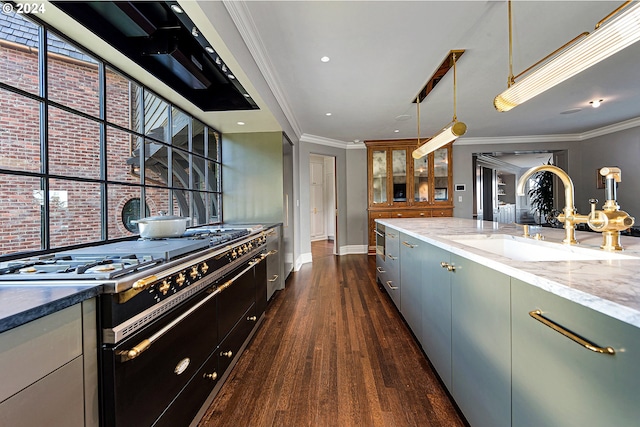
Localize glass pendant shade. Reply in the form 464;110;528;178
494;2;640;112
412;121;467;159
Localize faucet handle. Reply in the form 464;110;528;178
589;198;598;213
515;223;530;238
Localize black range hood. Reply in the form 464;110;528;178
52;1;258;112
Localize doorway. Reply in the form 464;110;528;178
309;154;337;256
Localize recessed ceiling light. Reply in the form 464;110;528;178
590;99;603;108
228;74;235;80
394;129;400;133
325;112;332;116
243;93;250;98
205;46;214;54
321;56;330;62
191;27;199;37
237;121;245;125
170;4;183;14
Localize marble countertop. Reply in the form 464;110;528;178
378;217;640;328
0;284;102;333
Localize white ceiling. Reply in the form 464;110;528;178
199;0;640;146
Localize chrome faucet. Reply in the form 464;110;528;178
586;167;635;251
517;165;588;245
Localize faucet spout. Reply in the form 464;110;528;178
517;165;587;245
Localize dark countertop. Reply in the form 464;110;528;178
0;284;102;334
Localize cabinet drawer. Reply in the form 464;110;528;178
431;209;453;217
0;356;84;427
0;304;82;402
394;210;430;218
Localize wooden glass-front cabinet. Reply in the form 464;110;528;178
365;139;453;253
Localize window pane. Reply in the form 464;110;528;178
106;67;142;132
145;186;170;217
207;161;220;192
144;140;168;186
0;9;40;95
47;31;99;117
172;107;189;149
207;128;219;161
107;184;143;239
0;174;42;255
172;188;189;217
414;156;429;202
48;106;101;179
0;89;41;173
207;192;220;223
192;191;206;226
192;119;205;156
193;156;205;191
106;125;141;184
144;90;169;143
49;179;102;247
172;148;189;189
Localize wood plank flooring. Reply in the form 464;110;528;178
198;242;465;426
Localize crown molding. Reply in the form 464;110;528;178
456;116;640;146
300;133;366;150
222;0;303;139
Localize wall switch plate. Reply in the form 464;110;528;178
458;196;463;202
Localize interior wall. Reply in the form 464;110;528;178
297;141;367;268
222;131;284;223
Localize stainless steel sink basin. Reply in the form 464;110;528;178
441;234;639;262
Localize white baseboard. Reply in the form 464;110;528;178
339;245;368;255
294;252;313;271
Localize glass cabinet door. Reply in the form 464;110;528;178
372;150;387;204
413;155;429;203
392;149;408;204
433;147;450;202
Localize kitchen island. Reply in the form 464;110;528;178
377;217;640;427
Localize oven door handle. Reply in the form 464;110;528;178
117;256;268;363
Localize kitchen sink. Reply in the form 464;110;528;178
441;234;639;262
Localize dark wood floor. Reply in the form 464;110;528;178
198;241;464;426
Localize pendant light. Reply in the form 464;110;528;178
494;0;640;112
413;51;467;159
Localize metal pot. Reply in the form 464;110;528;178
133;212;190;238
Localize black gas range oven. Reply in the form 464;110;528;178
0;226;273;427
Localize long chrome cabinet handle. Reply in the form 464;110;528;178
529;310;615;355
402;241;417;248
387;254;397;260
376;267;386;273
374;230;385;237
386;281;399;290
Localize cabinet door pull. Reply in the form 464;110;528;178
440;262;455;272
376;267;386;273
386;281;399;290
387;254;397;260
374;230;385;237
402;241;417;248
386;232;396;238
268;275;279;282
529;310;615;355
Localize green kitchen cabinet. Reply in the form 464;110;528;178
383;228;401;309
450;254;511;427
400;233;423;338
511;278;640;427
420;242;453;391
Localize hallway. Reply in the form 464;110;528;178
199;250;464;426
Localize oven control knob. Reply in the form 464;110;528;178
221;350;233;358
200;262;209;274
189;266;198;280
158;280;171;295
237;246;243;255
175;272;186;286
204;372;218;381
248;242;253;250
243;244;249;252
231;249;237;259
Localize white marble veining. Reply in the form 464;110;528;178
378;217;640;328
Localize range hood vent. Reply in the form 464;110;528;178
52;1;258;112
